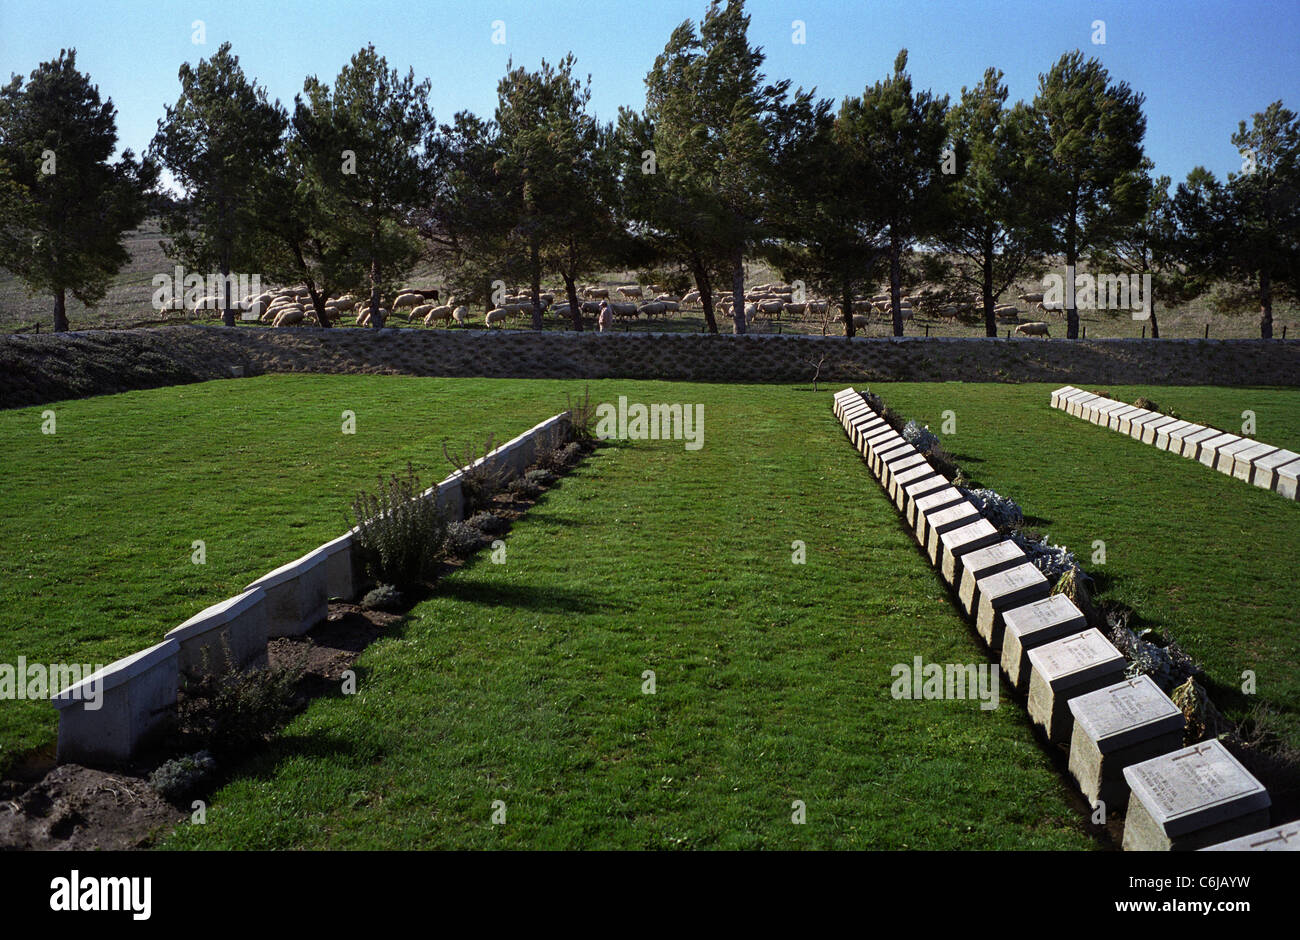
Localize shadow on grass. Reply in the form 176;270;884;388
435;578;619;616
233;729;390;783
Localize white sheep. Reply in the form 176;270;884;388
1015;321;1051;337
452;305;469;324
616;285;642;300
422;305;451;325
485;307;509;327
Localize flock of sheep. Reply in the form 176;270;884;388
231;280;1055;336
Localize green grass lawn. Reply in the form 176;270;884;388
0;375;576;768
163;379;1089;849
2;376;1295;849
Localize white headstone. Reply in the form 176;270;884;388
1122;739;1271;851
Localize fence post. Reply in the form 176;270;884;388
1205;324;1210;339
1142;325;1146;339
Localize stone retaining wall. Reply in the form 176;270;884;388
49;411;571;765
4;325;1300;409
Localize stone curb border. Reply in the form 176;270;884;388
1050;386;1300;501
833;388;1284;851
48;411;572;766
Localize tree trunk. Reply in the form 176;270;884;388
53;287;68;333
1065;249;1079;339
220;250;236;328
1148;277;1159;339
982;233;996;338
693;259;718;334
889;229;903;337
1260;270;1273;339
305;285;331;327
730;249;747;334
294;241;331;327
563;274;582;331
842;282;855;338
530;239;543;331
369;250;384;328
1066;191;1080;339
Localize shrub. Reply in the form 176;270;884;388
558;441;583;466
925;440;962;482
508;477;542;499
361;583;404;611
959;487;1024;531
176;649;305;757
443;435;512;513
349;463;447;587
149;750;216;801
565;385;597;444
1171;678;1234;745
1134;396;1181;420
902;419;940;454
1011;529;1083;585
466;511;506;535
1232;705;1300;802
1109;622;1199;691
533;427;569;473
526;468;557;488
444;520;487;557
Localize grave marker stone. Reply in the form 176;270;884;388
1178;426;1222;460
1067;675;1184;807
1197;432;1243;468
938;518;1001;586
1214;437;1261;475
958;540;1027;616
1026;629;1126;745
1231;442;1278;481
1201;822;1300;852
1122;739;1271;851
903;475;951;523
1000;594;1087;691
1250;448;1300;491
891;463;941;509
974;562;1051;647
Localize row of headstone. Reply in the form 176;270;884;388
833;388;1283;851
50;412;573;765
1050;386;1300;501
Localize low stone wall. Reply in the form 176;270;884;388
833;387;1277;851
50;411;571;765
5;324;1300;409
1051;386;1300;501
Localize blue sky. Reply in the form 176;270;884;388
1;0;1296;189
